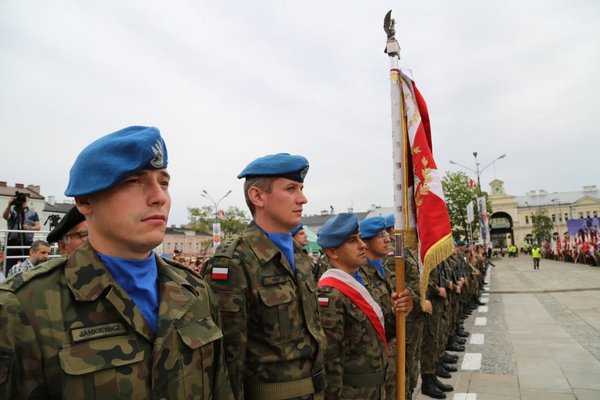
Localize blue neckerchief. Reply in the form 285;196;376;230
98;252;159;333
352;270;365;286
265;231;296;271
368;258;386;278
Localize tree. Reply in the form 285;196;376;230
441;171;492;243
187;205;249;238
531;208;553;245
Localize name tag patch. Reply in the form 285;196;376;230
70;322;127;343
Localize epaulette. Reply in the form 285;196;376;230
212;235;243;259
0;256;66;293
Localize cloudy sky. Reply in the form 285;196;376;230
1;0;598;226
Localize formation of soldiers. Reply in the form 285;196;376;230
0;126;492;399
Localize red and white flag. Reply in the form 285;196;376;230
318;269;387;348
211;267;229;281
469;178;476;189
392;69;454;306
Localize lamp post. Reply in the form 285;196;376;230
449;152;506;195
449;152;506;247
201;189;232;222
201;189;232;250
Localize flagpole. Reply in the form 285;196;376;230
384;10;406;400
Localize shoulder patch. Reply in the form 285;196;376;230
213;235;242;259
0;257;65;293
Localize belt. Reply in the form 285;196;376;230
246;369;326;400
343;370;386;387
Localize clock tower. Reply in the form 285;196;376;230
490;179;505;196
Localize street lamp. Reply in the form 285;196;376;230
449;152;506;194
201;189;232;222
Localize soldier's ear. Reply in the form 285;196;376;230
247;186;265;210
74;196;92;216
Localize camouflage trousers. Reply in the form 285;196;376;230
406;315;425;394
420;298;444;374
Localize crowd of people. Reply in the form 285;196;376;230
0;125;493;399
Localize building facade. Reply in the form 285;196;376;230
488;180;600;248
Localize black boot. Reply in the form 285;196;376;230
442;363;457;372
442;352;458;364
421;374;447;399
434;375;454;392
446;342;465;352
442;353;457;364
456;328;470;338
451;335;466;345
436;363;452;378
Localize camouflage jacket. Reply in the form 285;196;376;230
0;242;233;400
318;278;388;400
202;222;326;400
358;262;395;341
384;247;421;315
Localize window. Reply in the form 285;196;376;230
594;211;598;218
587;211;591;218
525;216;529;224
579;212;584;218
565;213;569;221
552;214;556;222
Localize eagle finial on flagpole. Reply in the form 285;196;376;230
383;10;400;58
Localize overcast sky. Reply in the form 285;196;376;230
1;1;598;226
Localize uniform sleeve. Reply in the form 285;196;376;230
203;254;248;400
0;291;45;399
319;290;345;400
206;284;235;400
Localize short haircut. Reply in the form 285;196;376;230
243;176;275;215
30;240;50;252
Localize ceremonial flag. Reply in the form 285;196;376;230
393;69;454;307
469;178;476;189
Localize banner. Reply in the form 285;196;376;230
477;196;490;244
212;222;222;249
567;218;599;250
466;201;474;223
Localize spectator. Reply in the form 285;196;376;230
2;194;40;271
6;240;50;278
46;206;88;255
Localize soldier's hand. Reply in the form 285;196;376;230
456;285;461;294
423;300;433;314
438;287;447;298
391;289;413;314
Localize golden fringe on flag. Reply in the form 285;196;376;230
419;233;454;309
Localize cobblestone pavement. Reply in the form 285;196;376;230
413;255;600;400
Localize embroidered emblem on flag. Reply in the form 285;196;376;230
211;267;229;280
318;297;329;307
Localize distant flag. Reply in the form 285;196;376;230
469;178;476;189
217;210;225;216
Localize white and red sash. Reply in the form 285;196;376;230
318;268;387;348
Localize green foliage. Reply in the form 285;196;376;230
187;205;250;238
441;171;492;242
531;208;553;244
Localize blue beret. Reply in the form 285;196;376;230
65;126;168;197
360;217;386;240
317;213;359;248
290;223;304;236
237;153;309;183
385;214;395;229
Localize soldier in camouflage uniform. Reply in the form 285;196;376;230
316;213;412;400
202;154;327;400
360;216;414;400
0;126;233;399
383;214;433;400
